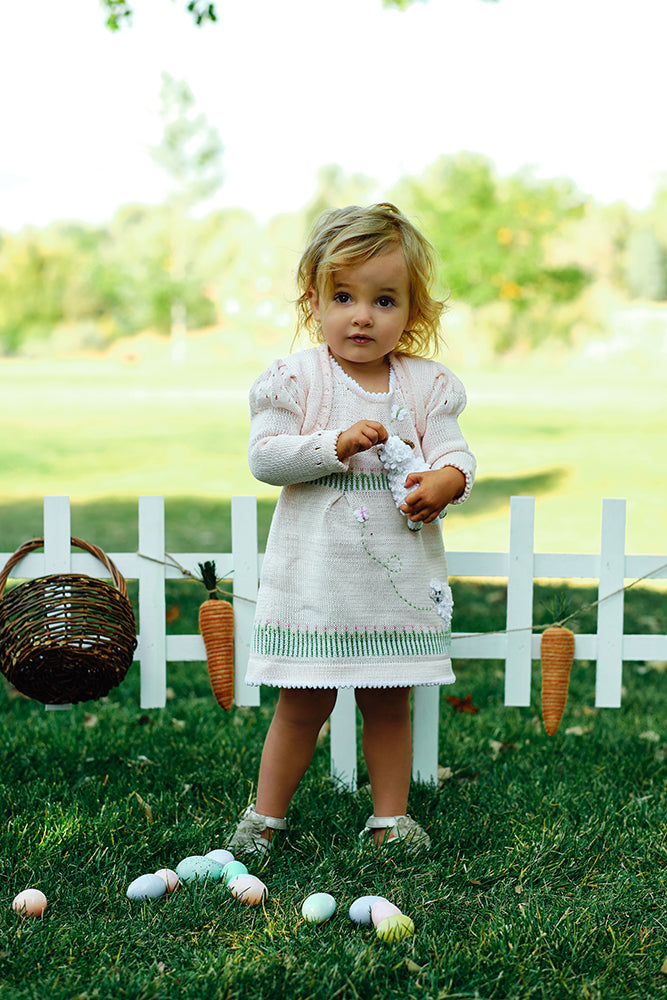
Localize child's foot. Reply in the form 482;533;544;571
228;803;287;855
359;814;431;853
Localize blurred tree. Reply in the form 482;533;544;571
394;153;590;350
149;73;224;359
625;228;667;301
101;0;217;30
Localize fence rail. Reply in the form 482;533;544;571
1;496;665;789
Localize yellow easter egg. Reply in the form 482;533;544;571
375;913;415;942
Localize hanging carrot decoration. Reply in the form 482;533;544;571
540;625;575;735
198;561;234;710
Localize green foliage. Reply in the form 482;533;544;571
101;0;217;31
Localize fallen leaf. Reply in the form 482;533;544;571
489;739;514;758
83;713;99;728
172;718;186;729
639;730;661;742
132;791;153;823
438;765;453;787
661;956;667;975
405;959;422;974
565;726;586;736
446;694;479;714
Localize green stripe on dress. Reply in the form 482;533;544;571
252;622;451;660
310;471;390;491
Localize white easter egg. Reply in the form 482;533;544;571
301;892;336;923
205;849;235;867
230;874;268;905
176;855;225;883
126;874;167;901
12;888;47;917
371;899;403;926
348;895;388;924
154;868;180;892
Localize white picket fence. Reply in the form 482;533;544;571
1;495;665;790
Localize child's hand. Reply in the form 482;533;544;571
336;421;388;461
400;467;466;524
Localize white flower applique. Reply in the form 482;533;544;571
391;404;407;422
429;578;453;628
353;506;369;523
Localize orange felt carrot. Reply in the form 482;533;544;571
540;625;575;735
198;561;234;710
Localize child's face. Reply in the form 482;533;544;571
308;247;411;378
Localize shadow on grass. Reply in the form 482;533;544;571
0;468;566;556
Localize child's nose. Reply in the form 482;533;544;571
352;303;372;326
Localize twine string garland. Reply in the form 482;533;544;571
136;552;667;638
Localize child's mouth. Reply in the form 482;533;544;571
350;336;372;344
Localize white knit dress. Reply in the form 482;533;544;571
245;347;476;689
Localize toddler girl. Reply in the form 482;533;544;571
230;203;476;854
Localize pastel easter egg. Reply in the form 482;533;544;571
154;868;180;892
375;913;415;942
301;892;336;923
12;888;48;917
176;855;225;883
371;899;402;927
205;849;235;867
230;874;268;905
126;874;167;901
348;895;388;924
221;860;249;885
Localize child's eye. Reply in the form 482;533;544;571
377;295;396;308
333;292;351;303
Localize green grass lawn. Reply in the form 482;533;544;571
0;582;665;1000
1;338;666;558
1;339;666;998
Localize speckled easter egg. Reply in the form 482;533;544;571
375;913;415;942
154;868;180;892
230;874;268;905
221;860;249;885
301;892;336;923
176;855;225;883
348;895;388;924
370;899;402;926
126;874;167;901
12;888;48;917
205;849;235;867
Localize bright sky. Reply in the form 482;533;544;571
1;0;665;232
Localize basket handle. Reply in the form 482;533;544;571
0;536;129;599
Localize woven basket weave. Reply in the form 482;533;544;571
0;537;137;705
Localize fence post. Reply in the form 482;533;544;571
231;496;261;707
138;496;167;709
412;686;439;784
595;499;626;707
330;688;358;791
504;496;535;706
43;496;73;712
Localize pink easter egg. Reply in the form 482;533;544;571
230;874;268;905
371;899;402;927
12;889;47;917
155;868;180;893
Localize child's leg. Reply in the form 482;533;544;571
355;686;412;840
255;686;338;828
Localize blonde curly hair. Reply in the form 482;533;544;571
295;203;446;358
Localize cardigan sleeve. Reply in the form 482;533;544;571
247;359;349;487
420;363;476;504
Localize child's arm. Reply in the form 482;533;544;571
399;467;466;525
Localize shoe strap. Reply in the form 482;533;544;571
365;814;402;830
262;814;287;831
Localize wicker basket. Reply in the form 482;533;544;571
0;536;137;705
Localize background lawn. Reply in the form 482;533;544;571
0;343;665;999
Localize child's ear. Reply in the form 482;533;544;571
307;287;321;322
